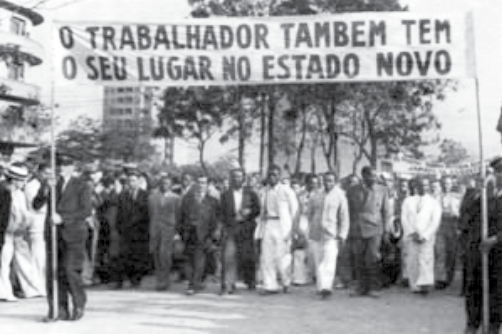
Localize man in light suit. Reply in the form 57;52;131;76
347;166;391;298
260;165;298;295
148;175;181;290
220;168;261;294
33;155;92;322
306;171;349;299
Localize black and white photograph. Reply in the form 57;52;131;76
0;0;501;333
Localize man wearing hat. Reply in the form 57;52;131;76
462;157;502;334
33;154;92;322
0;163;41;301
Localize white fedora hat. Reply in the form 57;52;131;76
5;164;28;181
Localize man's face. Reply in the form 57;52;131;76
494;169;502;189
362;169;377;187
160;178;171;193
431;181;441;195
231;171;244;189
422;179;431;194
128;175;139;189
306;177;319;191
197;176;208;193
443;178;453;192
417;179;428;196
399;181;409;194
59;164;75;178
39;167;51;182
182;174;192;188
324;174;336;192
268;169;280;186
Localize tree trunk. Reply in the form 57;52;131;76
259;99;266;177
294;108;307;176
267;95;275;169
238;104;245;169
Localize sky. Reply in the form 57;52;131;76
17;0;502;168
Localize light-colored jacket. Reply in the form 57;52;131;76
260;184;299;239
307;187;350;241
401;194;442;242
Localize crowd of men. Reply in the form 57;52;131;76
1;155;502;334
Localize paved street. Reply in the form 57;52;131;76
0;276;466;334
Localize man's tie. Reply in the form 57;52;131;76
417;196;424;213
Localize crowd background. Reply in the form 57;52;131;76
0;157;476;301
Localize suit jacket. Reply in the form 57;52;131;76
307;186;350;242
220;186;260;238
347;183;391;239
0;184;11;249
116;188;150;242
33;176;92;243
148;190;181;251
179;190;220;246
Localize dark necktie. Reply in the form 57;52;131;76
56;177;64;201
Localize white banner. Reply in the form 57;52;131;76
53;12;476;86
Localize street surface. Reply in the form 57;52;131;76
0;276;465;334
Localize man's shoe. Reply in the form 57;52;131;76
186;289;195;296
247;282;256;291
464;326;477;334
72;308;85;321
320;289;332;300
366;290;382;299
260;289;279;296
283;286;290;294
349;289;367;297
109;282;123;290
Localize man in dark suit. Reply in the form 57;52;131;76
0;180;11;254
111;170;150;289
462;158;502;334
346;166;391;298
33;155;92;322
220;168;260;294
178;174;220;295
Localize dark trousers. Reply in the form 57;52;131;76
46;227;87;317
465;244;502;330
338;238;358;285
222;232;256;287
185;243;207;290
152;239;174;289
113;239;149;285
353;235;382;293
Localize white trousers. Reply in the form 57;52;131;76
260;220;292;291
309;239;339;292
28;232;46;296
0;233;40;300
407;237;436;292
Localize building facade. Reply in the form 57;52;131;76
0;0;44;157
102;86;173;164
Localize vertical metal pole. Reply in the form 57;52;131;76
50;81;58;320
475;77;489;333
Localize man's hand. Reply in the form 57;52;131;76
337;238;346;249
480;236;498;253
52;213;63;225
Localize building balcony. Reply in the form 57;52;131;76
0;31;44;66
0;1;44;26
0;77;40;106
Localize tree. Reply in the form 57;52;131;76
158;86;232;174
435;138;470;165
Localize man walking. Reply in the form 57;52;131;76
347;166;391;298
33;155;92;321
112;170;150;289
148;176;180;291
434;176;460;289
306;172;349;299
220;168;261;294
462;158;502;334
259;165;298;295
178;174;220;295
401;178;442;295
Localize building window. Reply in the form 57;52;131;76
126;88;134;92
125;96;134;103
118;88;125;93
125;108;132;115
8;64;24;80
10;17;26;36
117;97;124;103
